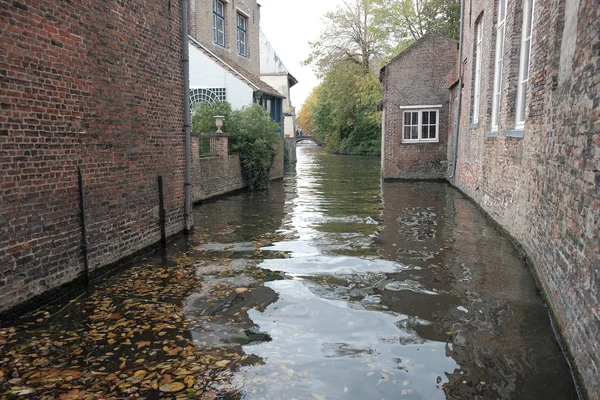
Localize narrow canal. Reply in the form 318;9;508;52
0;146;578;399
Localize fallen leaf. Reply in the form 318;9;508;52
159;381;185;393
312;394;326;400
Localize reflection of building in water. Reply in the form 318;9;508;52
378;182;577;399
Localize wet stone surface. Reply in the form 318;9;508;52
0;146;578;399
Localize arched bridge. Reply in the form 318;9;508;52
295;136;323;146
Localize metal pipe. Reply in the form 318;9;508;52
158;175;167;247
449;0;465;180
182;0;193;233
77;168;90;286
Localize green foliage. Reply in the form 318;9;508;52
230;104;281;191
301;0;460;157
191;102;281;190
191;101;234;134
308;61;382;155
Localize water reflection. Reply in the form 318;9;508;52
200;147;577;399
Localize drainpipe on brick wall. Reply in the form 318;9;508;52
449;0;465;180
182;0;193;233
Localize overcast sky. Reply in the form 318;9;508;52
259;0;344;111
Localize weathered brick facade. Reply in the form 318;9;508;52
381;32;457;180
449;0;600;396
189;0;261;76
0;0;186;313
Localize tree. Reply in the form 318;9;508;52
297;87;319;135
304;0;382;75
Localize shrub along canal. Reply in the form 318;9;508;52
0;146;578;399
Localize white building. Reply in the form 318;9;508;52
189;37;285;124
259;30;298;138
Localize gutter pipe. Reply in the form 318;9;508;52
182;0;193;232
449;0;465;180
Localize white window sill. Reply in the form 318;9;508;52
485;131;498;138
402;140;440;144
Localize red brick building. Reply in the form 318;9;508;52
380;31;457;180
1;0;187;314
382;0;599;396
449;0;599;396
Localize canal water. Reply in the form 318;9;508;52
187;146;578;399
0;146;578;399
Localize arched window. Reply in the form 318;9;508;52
189;88;227;108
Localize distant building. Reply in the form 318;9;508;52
188;0;284;129
380;31;457;179
260;29;299;138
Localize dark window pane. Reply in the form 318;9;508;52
423;112;429;124
411;126;418;139
404;127;410;140
404;113;409;125
421;125;428;138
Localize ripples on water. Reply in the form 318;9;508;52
190;146;577;400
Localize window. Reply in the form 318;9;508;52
237;13;247;56
515;0;534;128
402;109;439;143
189;88;226;108
491;0;507;130
472;19;483;124
213;0;225;46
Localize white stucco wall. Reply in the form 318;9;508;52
260;29;289;75
189;44;254;110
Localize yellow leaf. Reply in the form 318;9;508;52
107;339;116;345
215;360;229;368
344;387;349;393
159;382;185;393
135;359;145;363
312;394;326;400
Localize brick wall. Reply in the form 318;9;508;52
0;0;186;313
450;0;599;395
382;32;457;180
191;137;285;202
189;0;260;75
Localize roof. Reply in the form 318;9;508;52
189;37;285;99
380;30;457;80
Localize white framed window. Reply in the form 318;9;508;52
491;0;507;130
213;0;225;47
472;19;483;124
237;13;247;56
190;88;227;108
402;108;440;143
515;0;534;128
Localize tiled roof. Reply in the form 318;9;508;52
189;37;285;99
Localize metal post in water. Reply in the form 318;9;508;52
158;175;167;248
77;167;90;286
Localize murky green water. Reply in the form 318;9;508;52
187;146;578;399
0;146;578;399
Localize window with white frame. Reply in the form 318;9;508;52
189;88;227;108
402;108;440;143
237;13;247;56
515;0;534;128
472;19;483;124
491;0;507;130
213;0;225;47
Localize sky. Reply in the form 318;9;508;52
258;0;344;111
